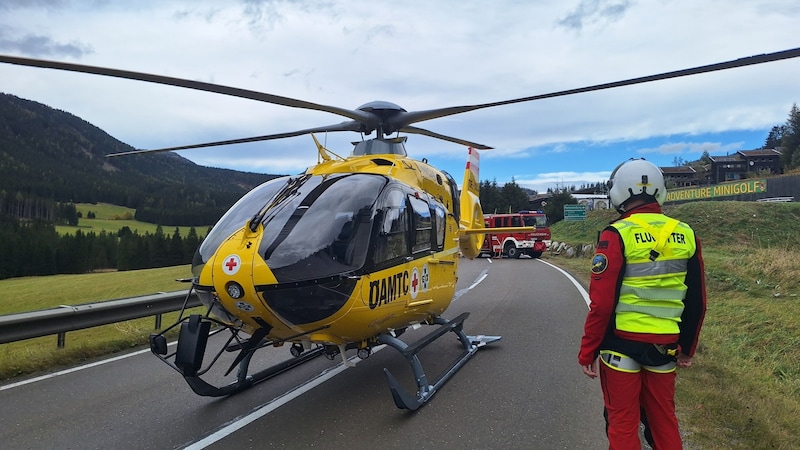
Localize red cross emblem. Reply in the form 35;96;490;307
410;267;420;299
225;258;237;271
222;254;241;275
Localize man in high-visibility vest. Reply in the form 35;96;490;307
579;158;707;449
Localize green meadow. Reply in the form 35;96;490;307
55;203;208;237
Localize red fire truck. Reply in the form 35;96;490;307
480;211;550;258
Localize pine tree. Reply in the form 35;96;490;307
501;178;530;213
184;227;201;262
764;125;785;149
781;103;800;170
544;191;577;223
169;227;184;266
479;179;502;214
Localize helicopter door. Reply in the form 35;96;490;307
366;188;454;311
410;197;454;308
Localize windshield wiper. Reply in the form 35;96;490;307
249;174;309;232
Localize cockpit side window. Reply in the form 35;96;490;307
409;195;432;254
373;189;409;265
433;203;446;250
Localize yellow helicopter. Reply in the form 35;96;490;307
1;47;798;410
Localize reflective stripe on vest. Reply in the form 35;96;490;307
612;214;696;335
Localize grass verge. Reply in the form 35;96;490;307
0;265;199;380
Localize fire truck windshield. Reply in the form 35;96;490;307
523;215;548;227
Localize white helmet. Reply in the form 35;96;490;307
608;158;666;211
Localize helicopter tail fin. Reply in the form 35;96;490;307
458;147;485;259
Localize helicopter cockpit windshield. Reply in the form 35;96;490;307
257;173;387;282
192;173;387;283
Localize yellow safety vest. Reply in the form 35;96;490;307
611;213;696;335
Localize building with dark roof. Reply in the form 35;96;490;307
659;148;782;186
708;148;782;184
661;165;700;187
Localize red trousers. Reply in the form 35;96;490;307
599;361;682;450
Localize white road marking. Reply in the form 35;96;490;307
184;352;371;449
537;259;591;308
0;346;159;391
453;265;490;302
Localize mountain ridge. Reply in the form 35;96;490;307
0;93;284;225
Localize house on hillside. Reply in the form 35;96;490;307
661;165;701;187
661;148;783;186
708;148;782;184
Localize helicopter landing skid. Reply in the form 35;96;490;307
149;314;326;397
377;312;500;410
182;345;326;397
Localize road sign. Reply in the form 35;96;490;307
563;204;587;221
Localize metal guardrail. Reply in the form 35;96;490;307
0;290;201;346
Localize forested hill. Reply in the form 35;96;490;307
0;93;283;225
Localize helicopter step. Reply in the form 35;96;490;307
377;312;500;410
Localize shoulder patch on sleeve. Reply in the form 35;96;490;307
591;253;608;274
597;240;609;249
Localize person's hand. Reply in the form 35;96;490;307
677;352;693;369
581;358;598;378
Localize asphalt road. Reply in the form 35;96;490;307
0;257;607;450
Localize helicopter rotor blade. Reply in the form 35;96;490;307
400;126;492;150
0;54;374;124
385;47;800;131
3;47;799;153
106;121;366;157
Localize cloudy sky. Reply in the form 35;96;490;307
1;0;798;193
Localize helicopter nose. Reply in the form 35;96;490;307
206;227;279;330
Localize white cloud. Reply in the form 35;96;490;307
637;141;743;157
